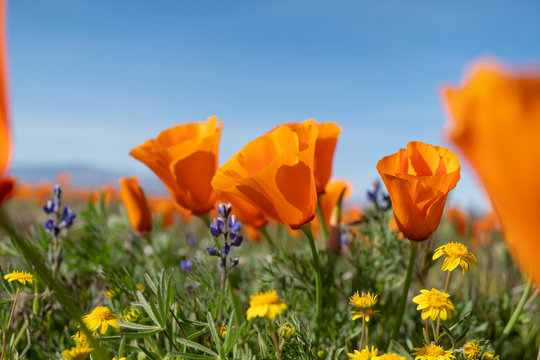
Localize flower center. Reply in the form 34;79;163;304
444;242;468;258
425;344;445;356
426;292;448;308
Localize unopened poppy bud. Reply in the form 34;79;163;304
278;323;295;340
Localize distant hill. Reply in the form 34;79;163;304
9;163;168;194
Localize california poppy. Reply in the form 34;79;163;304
0;0;9;180
377;141;460;241
0;176;15;203
320;180;351;253
130;117;222;215
278;121;341;194
445;207;466;236
119;177;152;234
442;60;540;285
212;120;318;229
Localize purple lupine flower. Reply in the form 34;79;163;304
228;215;242;233
180;260;193;271
217;203;232;219
43;199;56;214
206;247;220;257
59;205;76;228
210;218;225;237
186;234;198;247
367;180;381;204
230;233;243;247
222;242;230;256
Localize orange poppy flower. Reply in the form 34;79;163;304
442;60;540;285
0;176;15;203
212;120;318;229
321;180;351;253
130;117;223;215
0;0;10;180
119;177;152;234
377;141;461;241
279;121;341;194
445;207;467;236
471;212;498;249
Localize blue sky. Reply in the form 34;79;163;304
7;1;540;210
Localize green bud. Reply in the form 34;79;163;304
278;323;295;340
311;347;327;359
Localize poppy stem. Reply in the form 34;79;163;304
316;196;328;242
301;223;323;332
496;277;533;352
390;240;418;344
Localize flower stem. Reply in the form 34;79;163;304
359;316;366;349
496;277;533;352
436;271;451;341
425;319;430;344
390;241;418;343
1;287;19;360
301;223;323;331
316;196;328;242
267;319;282;360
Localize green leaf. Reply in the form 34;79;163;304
440;322;456;350
122;329;162;339
390;340;413;360
117;320;161;331
145;273;158;295
168;352;217;359
176;338;219;356
136;290;163;328
207;311;222;354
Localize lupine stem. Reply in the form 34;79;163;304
390;241;418;343
301;224;323;331
496;277;533;352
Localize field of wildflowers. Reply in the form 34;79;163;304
1;2;540;360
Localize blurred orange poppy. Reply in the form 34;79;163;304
445;207;466;236
119;177;152;234
0;177;15;203
212;120;318;229
443;60;540;285
320;179;351;253
0;0;10;180
130;117;223;215
377;141;460;241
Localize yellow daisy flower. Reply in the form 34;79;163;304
3;270;36;285
347;345;379;360
112;357;127;360
71;331;97;347
379;353;406;360
412;344;454;360
136;283;146;292
61;345;92;360
482;351;499;360
105;288;119;299
350;291;380;322
463;341;481;359
412;288;455;321
433;242;477;275
82;306;120;334
350;291;378;308
217;324;227;338
246;290;287;320
123;307;141;322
